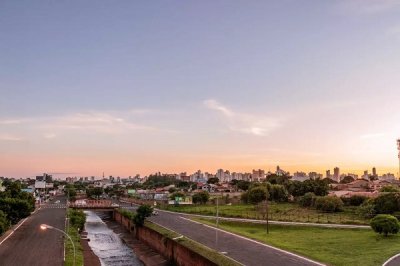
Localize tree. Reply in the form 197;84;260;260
169;192;185;200
247;186;268;205
340;176;355;184
192;191;210;204
87;187;104;199
314;196;343;213
133;205;153;226
341;195;367;206
370;214;400;237
237;180;251;191
268;184;289;202
207;177;219;184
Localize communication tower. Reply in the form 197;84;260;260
397;139;400;179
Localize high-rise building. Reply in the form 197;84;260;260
333;167;340;182
326;170;331;179
372;167;377;177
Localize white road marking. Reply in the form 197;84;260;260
179;216;326;266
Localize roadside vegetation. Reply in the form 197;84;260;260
193;218;400;266
65;209;85;266
0;180;35;235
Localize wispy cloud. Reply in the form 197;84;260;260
0;119;24;125
360;133;385;139
46;112;155;134
0;134;24;141
337;0;400;15
204;99;281;136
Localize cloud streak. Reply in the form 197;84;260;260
0;134;24;141
204;99;281;136
337;0;400;15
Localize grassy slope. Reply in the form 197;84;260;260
193;218;400;266
65;226;84;266
162;203;368;225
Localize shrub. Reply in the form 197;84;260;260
0;210;10;235
241;191;249;204
374;193;400;214
69;209;86;231
315;196;343;213
357;199;376;219
118;208;134;220
380;186;400;192
133;204;153;226
169;192;185;200
341;195;368;206
370;214;400;236
299;192;316;207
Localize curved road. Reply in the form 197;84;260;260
119;200;324;266
0;196;66;266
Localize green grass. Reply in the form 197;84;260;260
161;203;368;225
65;222;84;266
145;221;241;266
193;218;400;266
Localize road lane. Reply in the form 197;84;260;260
0;197;66;266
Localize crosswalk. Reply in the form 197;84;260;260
41;204;66;209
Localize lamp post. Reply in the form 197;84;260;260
40;224;76;266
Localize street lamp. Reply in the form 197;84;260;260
40;224;76;266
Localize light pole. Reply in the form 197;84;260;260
40;224;76;266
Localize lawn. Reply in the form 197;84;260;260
161;203;368;225
193;218;400;266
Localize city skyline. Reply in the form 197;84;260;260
1;1;400;177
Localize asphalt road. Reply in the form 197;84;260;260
0;196;67;266
118;201;323;266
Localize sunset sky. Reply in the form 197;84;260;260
1;1;400;178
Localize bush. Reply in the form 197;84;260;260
0;210;10;235
380;186;400;192
357;199;376;218
299;192;316;207
370;214;400;236
118;208;134;220
192;191;210;204
374;193;400;214
0;198;34;224
315;196;343;213
69;209;86;231
169;192;185;200
341;195;368;206
133;205;153;226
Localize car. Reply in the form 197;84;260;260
55;200;60;204
152;210;159;216
111;203;119;207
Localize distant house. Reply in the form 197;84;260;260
346;179;371;192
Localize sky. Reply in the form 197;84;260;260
1;0;400;178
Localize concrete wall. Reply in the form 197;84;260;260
114;210;217;266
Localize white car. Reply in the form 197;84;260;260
55;200;60;204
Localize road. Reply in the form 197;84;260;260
118;201;323;266
0;196;67;266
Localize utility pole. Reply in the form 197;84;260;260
397;139;400;179
215;194;219;250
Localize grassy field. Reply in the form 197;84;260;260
161;203;368;225
65;226;84;266
193;218;400;266
145;221;241;266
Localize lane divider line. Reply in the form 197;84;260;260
179;216;326;266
